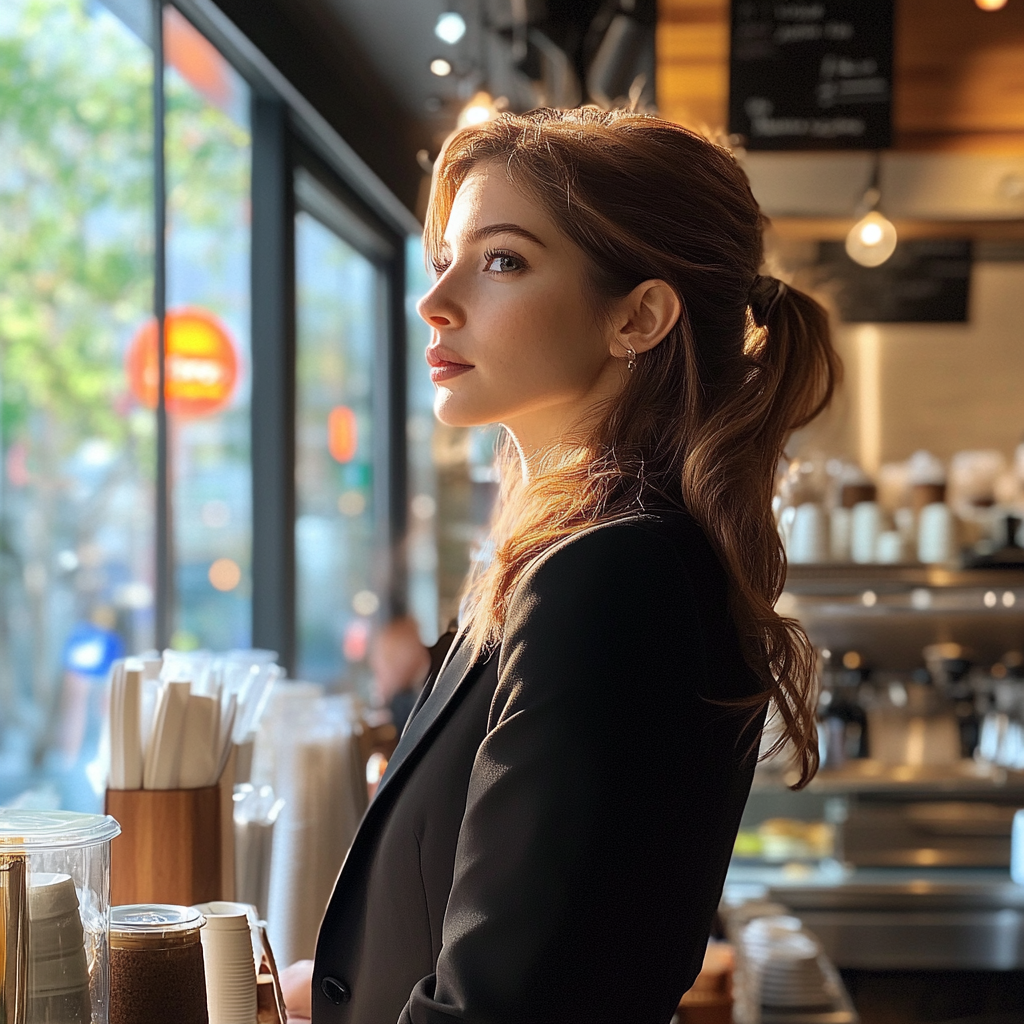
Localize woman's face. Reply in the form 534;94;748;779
417;163;623;454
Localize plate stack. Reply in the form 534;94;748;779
27;873;92;1023
737;916;857;1024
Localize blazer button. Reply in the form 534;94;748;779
321;976;351;1005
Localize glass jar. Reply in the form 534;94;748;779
0;808;120;1024
108;905;207;1024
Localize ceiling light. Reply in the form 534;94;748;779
435;12;467;45
458;91;496;128
430;58;452;77
845;153;897;268
975;0;1008;10
846;211;898;267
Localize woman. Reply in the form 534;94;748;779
291;106;839;1024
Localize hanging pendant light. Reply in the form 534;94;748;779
845;153;897;267
846;210;898;267
458;91;497;128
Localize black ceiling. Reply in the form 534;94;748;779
214;0;655;220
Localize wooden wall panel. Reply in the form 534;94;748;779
656;0;728;135
657;0;1024;153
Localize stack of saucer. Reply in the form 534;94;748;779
758;939;834;1016
737;915;856;1024
194;901;257;1024
27;873;92;1023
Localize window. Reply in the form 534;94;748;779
163;7;252;651
0;0;412;809
0;0;155;807
294;194;382;685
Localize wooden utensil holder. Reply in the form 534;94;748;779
106;750;236;907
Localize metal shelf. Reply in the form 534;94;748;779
784;564;1024;597
753;760;1024;796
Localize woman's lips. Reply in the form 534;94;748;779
429;362;473;383
426;345;473;383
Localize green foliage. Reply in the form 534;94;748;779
0;0;152;448
0;0;252;462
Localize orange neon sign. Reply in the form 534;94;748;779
126;308;239;419
328;406;358;463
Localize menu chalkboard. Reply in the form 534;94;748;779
729;1;893;151
815;240;972;323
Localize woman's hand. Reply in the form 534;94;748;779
279;959;314;1022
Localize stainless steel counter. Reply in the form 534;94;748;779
726;864;1024;970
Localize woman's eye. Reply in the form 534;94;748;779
483;251;524;274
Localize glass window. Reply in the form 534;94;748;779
295;209;380;686
163;7;253;652
0;0;155;808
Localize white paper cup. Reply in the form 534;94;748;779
28;874;90;995
196;902;258;1024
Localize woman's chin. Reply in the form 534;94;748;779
432;392;501;429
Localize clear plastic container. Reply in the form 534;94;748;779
0;808;121;1024
108;905;208;1024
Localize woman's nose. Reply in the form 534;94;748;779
417;283;464;330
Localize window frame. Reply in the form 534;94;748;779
154;0;414;671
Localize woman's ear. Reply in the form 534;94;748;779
609;279;681;357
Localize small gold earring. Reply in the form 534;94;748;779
626;345;637;373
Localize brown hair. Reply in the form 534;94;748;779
424;107;840;788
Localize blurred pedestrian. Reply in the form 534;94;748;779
369;616;430;733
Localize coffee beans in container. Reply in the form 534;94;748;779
109;905;208;1024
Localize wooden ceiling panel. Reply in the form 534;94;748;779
657;0;1024;152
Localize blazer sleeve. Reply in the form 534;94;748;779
400;524;759;1024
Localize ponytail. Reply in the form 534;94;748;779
680;277;840;788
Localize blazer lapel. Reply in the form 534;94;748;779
373;629;480;802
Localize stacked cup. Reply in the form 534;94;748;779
27;873;92;1024
193;901;257;1024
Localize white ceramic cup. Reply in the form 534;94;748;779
918;502;955;564
875;530;904;564
829;506;852;562
788;503;826;564
850;501;881;564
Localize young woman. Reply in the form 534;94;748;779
295;106;839;1024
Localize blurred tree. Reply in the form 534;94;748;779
0;0;251;792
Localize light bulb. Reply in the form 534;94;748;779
435;12;467;44
458;91;496;128
430;58;452;77
975;0;1008;10
845;210;898;267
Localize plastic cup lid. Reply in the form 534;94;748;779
0;810;120;852
110;904;204;939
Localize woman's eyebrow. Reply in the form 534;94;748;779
465;222;547;248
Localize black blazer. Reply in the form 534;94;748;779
313;509;764;1024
